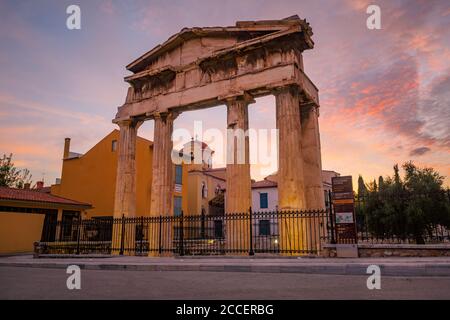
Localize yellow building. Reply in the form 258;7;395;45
51;130;192;219
0;186;91;254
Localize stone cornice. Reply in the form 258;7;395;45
124;26;310;89
126;15;313;73
124;66;176;86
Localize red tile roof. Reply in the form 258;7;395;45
0;187;91;207
252;180;278;188
222;179;277;191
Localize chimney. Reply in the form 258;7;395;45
24;183;31;189
63;137;71;159
36;181;44;189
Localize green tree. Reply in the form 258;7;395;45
402;162;450;243
393;164;401;185
378;176;384;191
0;153;32;188
359;162;450;243
371;179;378;192
357;175;368;196
355;175;368;230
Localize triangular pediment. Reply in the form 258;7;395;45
127;15;312;73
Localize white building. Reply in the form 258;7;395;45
251;179;278;212
250;170;340;212
248;170;340;245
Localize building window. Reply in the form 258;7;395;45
259;220;270;236
175;165;182;184
111;140;118;152
174;196;182;216
259;193;268;209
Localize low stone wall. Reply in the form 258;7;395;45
358;244;450;257
321;243;450;258
320;245;337;258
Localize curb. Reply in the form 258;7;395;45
1;261;449;277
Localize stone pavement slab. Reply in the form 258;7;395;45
1;255;450;277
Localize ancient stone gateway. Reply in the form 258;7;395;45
113;15;325;255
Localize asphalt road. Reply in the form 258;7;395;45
1;266;450;299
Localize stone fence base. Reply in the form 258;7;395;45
322;243;450;258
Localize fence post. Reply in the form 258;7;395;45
353;192;358;244
158;215;162;255
119;214;125;255
248;207;254;256
76;214;82;255
140;216;144;254
179;211;184;256
328;190;336;244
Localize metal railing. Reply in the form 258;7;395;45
36;209;333;256
35;190;450;256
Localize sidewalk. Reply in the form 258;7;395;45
1;254;450;277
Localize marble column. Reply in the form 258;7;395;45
149;112;177;217
224;94;253;253
274;85;307;255
148;112;177;256
225;95;253;214
112;118;142;255
275;85;306;210
301;103;325;253
113;119;142;218
300;104;325;210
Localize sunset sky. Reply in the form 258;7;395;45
0;0;449;188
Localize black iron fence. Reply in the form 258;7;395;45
35;190;450;256
37;209;332;256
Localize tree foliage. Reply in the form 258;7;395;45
0;153;32;188
356;162;450;243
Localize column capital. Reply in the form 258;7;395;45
300;102;320;117
153;110;180;123
114;117;143;129
219;92;255;105
272;84;300;97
